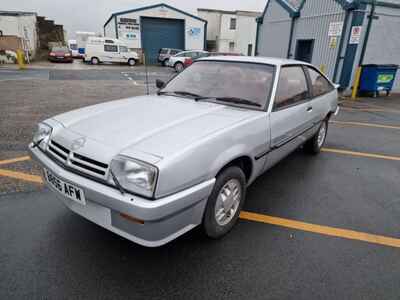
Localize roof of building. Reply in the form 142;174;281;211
104;3;207;28
197;8;261;17
258;0;400;21
0;10;37;16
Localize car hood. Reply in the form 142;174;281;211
52;95;258;160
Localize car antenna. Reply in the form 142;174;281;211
143;52;150;95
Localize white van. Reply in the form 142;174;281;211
67;39;79;58
84;37;139;66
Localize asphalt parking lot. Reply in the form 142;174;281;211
1;61;400;299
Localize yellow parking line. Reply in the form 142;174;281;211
1;166;399;248
240;211;400;248
322;148;400;161
0;168;43;184
330;120;400;130
0;156;31;166
341;107;400;114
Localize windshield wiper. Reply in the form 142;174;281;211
158;90;202;98
196;96;261;107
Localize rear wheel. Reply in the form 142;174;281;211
128;58;136;66
91;57;99;65
202;166;246;239
162;59;169;66
305;119;328;154
175;62;184;73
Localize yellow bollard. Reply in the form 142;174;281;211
351;66;362;100
16;49;26;69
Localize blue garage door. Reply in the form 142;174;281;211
141;17;185;65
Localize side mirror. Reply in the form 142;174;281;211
156;79;165;89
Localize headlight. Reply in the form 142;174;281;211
33;123;52;150
110;156;158;198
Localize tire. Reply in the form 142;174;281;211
175;62;184;73
162;59;169;67
128;58;136;66
202;166;246;239
91;57;99;65
305;119;328;154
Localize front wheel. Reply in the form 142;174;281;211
202;166;246;239
128;58;136;66
305;119;328;154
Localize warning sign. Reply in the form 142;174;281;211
349;26;362;44
329;36;338;49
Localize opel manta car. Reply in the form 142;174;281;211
29;56;339;247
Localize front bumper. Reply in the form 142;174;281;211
29;145;215;247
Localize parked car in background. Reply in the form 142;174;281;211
182;52;244;68
68;39;79;58
30;56;339;247
84;37;139;66
158;48;182;66
48;46;73;63
167;50;209;72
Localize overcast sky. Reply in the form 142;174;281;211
3;0;266;39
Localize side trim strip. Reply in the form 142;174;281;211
255;120;322;161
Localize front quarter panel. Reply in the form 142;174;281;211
154;113;270;198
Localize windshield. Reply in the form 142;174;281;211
69;44;77;50
52;47;69;52
160;61;275;109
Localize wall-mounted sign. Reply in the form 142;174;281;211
188;27;201;38
329;36;338;49
328;22;343;36
349;26;362;44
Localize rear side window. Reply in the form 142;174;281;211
306;67;334;97
171;50;180;55
274;66;309;110
104;45;118;52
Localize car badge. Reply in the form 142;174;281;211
71;137;86;151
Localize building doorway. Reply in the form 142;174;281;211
295;39;314;63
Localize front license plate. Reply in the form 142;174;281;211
44;169;86;205
57;56;64;59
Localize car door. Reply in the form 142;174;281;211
264;65;313;170
304;66;336;125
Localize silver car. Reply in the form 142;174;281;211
29;56;339;247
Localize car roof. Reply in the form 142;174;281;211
198;55;312;67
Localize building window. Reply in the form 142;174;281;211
229;18;236;30
229;42;235;52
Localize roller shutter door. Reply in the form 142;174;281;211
141;17;184;64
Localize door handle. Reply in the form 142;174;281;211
307;106;313;112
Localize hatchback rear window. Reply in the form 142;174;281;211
159;49;168;54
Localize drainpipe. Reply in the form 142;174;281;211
359;0;376;66
332;10;350;83
287;16;296;59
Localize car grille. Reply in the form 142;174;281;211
47;139;109;178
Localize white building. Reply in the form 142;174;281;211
0;11;38;57
197;9;261;56
104;3;207;64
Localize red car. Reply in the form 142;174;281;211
48;47;73;63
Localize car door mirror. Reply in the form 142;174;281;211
156;79;165;89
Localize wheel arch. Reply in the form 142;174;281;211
216;156;253;184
